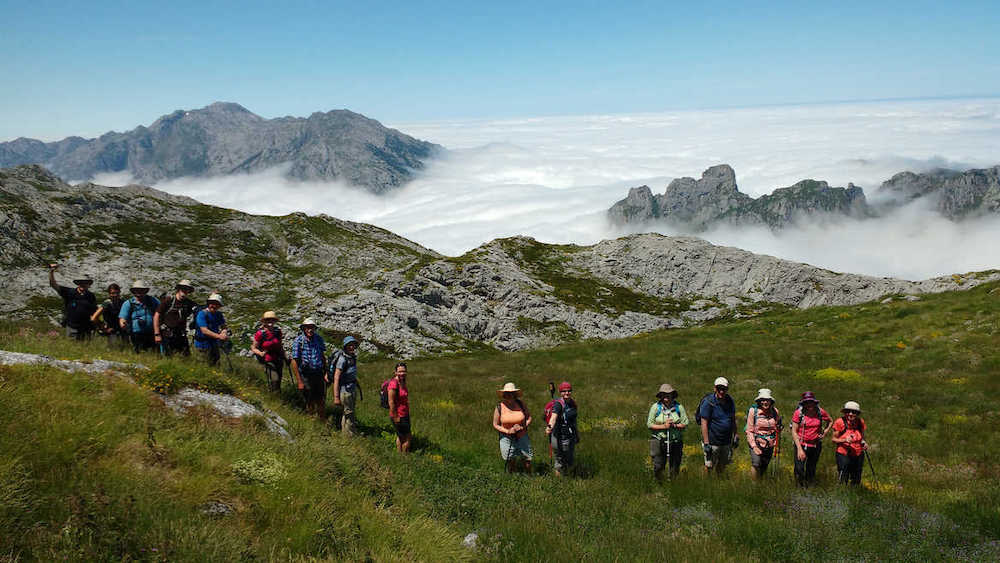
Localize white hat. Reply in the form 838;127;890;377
206;293;223;306
842;401;861;413
300;317;317;327
496;382;523;399
130;279;150;292
755;388;774;402
714;377;730;387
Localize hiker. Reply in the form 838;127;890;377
386;362;411;453
831;401;868;485
251;311;286;392
647;383;688;481
290;318;327;420
698;377;737;475
329;336;361;435
153;280;196;357
790;391;832;487
48;264;96;340
118;280;160;353
745;388;782;480
91;283;125;347
492;382;533;474
192;293;229;366
545;381;579;477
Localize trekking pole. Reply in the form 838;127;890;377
547;382;555;465
865;450;880;491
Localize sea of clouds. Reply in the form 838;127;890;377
94;98;1000;280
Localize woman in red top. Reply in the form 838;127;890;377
387;362;411;453
251;311;286;392
831;401;868;485
790;391;831;487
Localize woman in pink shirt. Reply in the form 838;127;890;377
790;391;831;487
831;401;868;485
387;362;411;453
745;388;782;480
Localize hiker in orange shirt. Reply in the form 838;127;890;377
831;401;868;485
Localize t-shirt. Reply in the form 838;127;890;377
57;286;97;329
498;401;528;439
334;351;358;386
155;295;195;330
832;417;867;456
119;295;160;334
387;377;409;418
193;309;226;349
253;327;284;362
745;406;781;448
792;407;832;445
698;393;736;445
647;402;689;442
551;398;578;441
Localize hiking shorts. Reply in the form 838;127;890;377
749;445;774;469
704;443;732;468
393;416;411;437
500;434;533;461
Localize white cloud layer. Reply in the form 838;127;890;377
92;98;1000;280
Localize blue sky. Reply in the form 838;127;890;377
2;0;998;140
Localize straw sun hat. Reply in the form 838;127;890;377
496;382;523;399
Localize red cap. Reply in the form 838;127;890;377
558;381;572;392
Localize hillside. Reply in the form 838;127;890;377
3;164;998;358
0;102;442;192
2;279;998;561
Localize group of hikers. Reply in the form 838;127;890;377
46;266;413;453
491;377;871;485
49;266;871;475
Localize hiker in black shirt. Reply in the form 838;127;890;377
91;283;126;348
154;279;196;356
48;264;97;340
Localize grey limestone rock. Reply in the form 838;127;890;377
877;166;1000;220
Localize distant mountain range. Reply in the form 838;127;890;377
0;102;442;193
608;164;1000;230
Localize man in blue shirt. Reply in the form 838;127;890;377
193;293;229;366
291;318;327;420
698;376;737;475
118;280;160;353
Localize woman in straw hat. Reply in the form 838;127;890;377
251;311;286;392
492;382;534;473
647;383;688;481
831;401;868;485
745;388;782;480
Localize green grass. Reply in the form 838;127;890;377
2;281;999;561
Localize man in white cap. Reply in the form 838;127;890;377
697;376;737;475
290;318;327;419
47;264;97;340
154;280;196;356
193;293;229;365
119;280;160;353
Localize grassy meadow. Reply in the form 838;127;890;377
2;280;999;561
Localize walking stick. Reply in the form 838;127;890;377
865;450;880;491
547;382;555;464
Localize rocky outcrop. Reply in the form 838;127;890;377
163;389;290;439
3;165;998;357
878;166;1000;219
0;102;442;193
610;164;999;230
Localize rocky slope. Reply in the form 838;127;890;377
0;102;441;192
610;164;1000;230
3;165;997;357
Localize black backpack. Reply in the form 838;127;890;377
188;305;204;331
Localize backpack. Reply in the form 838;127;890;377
327;349;357;378
379;378;395;409
188;305;204;331
694;392;716;425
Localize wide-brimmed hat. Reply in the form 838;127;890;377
300;317;317;328
656;383;677;398
175;279;194;292
799;391;819;404
496;382;523;399
842;401;861;413
260;311;279;322
714;376;730;388
755;388;775;402
343;335;359;348
130;280;150;293
72;274;94;285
